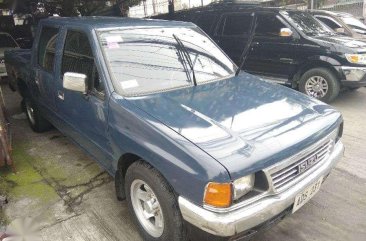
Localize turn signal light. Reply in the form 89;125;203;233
203;182;232;208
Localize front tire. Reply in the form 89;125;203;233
299;68;340;103
125;161;187;241
24;96;52;133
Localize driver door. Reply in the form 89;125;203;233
245;13;298;82
55;29;112;168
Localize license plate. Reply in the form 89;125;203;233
292;177;323;213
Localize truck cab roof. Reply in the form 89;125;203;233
39;16;195;30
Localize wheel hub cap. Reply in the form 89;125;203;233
25;101;36;125
305;76;329;99
131;180;164;238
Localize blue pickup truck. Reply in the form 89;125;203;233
5;17;344;241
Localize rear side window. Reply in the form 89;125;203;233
256;14;287;37
38;26;58;72
315;16;341;30
62;31;104;94
222;14;252;36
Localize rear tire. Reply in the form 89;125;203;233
24;96;52;133
299;68;340;103
125;161;187;241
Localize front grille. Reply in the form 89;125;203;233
271;140;333;190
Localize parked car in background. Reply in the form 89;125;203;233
5;17;345;241
154;4;366;102
0;32;19;79
311;10;366;39
0;15;33;49
0;16;15;34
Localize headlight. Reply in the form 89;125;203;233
233;174;255;200
330;126;339;142
330;122;343;143
345;54;366;65
203;174;255;208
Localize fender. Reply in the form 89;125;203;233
108;94;231;206
291;55;343;86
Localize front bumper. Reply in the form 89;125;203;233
340;66;366;87
179;141;344;237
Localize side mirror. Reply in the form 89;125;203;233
63;72;87;94
335;27;345;33
279;28;293;37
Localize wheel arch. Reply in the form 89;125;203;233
292;59;342;87
114;152;177;201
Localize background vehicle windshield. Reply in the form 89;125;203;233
282;11;334;36
98;27;237;96
341;16;366;31
0;34;17;48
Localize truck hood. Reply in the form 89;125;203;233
127;73;341;179
311;35;366;53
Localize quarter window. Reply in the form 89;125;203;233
222;14;252;36
62;30;104;94
38;26;58;72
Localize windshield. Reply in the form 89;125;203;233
282;11;334;36
0;34;17;48
341;16;366;31
98;27;237;96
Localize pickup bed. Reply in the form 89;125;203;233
4;17;345;241
5;49;31;93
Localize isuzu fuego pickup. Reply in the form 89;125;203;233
5;17;344;241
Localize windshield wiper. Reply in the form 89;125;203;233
236;13;258;76
173;34;197;86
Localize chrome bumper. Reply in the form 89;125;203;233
340;66;366;82
178;141;345;237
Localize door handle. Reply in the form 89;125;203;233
57;90;64;100
280;58;294;64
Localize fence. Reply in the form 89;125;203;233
315;0;364;17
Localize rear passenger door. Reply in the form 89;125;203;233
214;12;254;65
55;29;112;169
34;25;59;112
245;12;298;82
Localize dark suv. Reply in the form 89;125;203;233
154;4;366;102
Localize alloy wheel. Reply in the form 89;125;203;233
130;179;164;238
25;100;36;125
305;76;329;99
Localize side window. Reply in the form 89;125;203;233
62;30;104;95
256;14;287;37
222;14;252;36
194;14;217;33
38;26;58;72
316;16;341;30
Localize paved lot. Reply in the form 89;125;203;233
0;84;365;241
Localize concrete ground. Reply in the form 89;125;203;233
0;84;365;241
